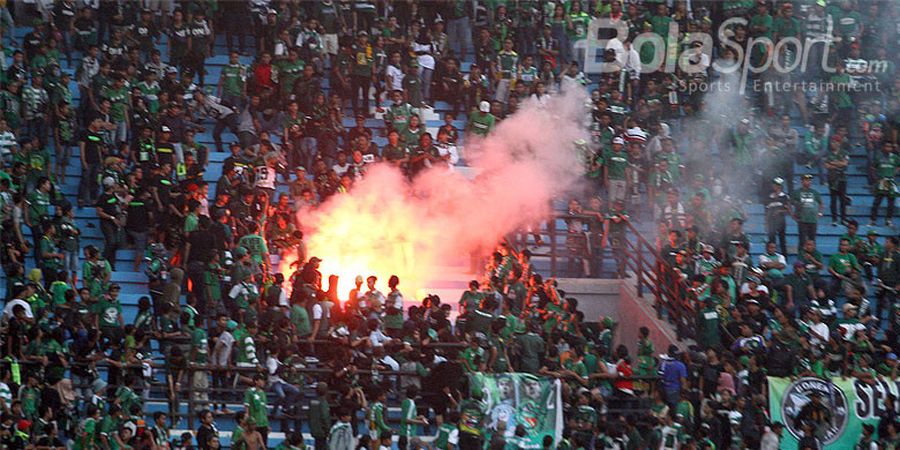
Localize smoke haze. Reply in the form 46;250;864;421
286;88;590;297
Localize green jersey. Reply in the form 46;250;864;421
93;297;122;328
137;80;161;113
697;306;721;348
291;304;311;336
434;423;457;450
237;234;268;264
369;401;390;435
386;103;414;134
244;387;269;427
829;252;861;276
496;50;519;78
605;150;629;180
791;188;822;223
101;85;129;121
277;59;305;96
467;111;495;136
39;236;62;270
191;327;209;363
568;12;591;40
875;153;899;180
28;190;51;220
220;63;248;97
400;397;417;436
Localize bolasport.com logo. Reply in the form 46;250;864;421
576;18;888;95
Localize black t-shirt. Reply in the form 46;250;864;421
96;193;121;224
186;230;216;264
125;197;150;233
80;130;106;165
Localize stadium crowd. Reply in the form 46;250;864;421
0;0;898;449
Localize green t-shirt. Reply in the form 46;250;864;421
244;387;269;427
93;298;122;328
568;12;591;40
875;153;899;180
40;236;62;270
434;423;456;450
101;85;129;121
28;190;51;220
605;150;629;180
467;111;496;136
791;188;822;223
369;401;390;435
238;234;268;264
697;306;721;348
829;252;861;276
221;63;247;97
191;327;209;363
291;304;311;336
400;397;416;436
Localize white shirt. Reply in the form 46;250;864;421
757;253;786;269
266;356;285;384
437;143;459;166
412;42;436;70
213;331;235;366
380;355;400;371
809;322;830;346
386;64;404;91
3;299;34;319
369;329;391;347
312;303;324;320
332;162;351;177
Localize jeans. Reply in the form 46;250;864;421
26;117;47;143
798;222;817;249
114;120;128;144
272;380;300;409
300;137;317;170
829;181;847;223
78;163;101;206
351;75;371;115
871;191;895;222
766;216;787;256
100;220;121;270
419;67;433;103
447;17;472;57
213;114;240;153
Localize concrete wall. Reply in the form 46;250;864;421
557;278;682;357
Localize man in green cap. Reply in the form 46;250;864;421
791;174;823;248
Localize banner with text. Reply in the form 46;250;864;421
768;376;900;449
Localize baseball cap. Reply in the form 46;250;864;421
612;136;625;145
160;125;172;133
309;256;323;263
479;101;490;113
772;177;784;185
294;166;306;172
226;320;238;331
888;353;898;361
234;246;248;257
802;174;814;180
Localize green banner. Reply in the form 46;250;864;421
468;373;563;449
768;376;900;449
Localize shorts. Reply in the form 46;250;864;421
128;230;148;256
64;249;79;273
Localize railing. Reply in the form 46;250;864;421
520;213;695;340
